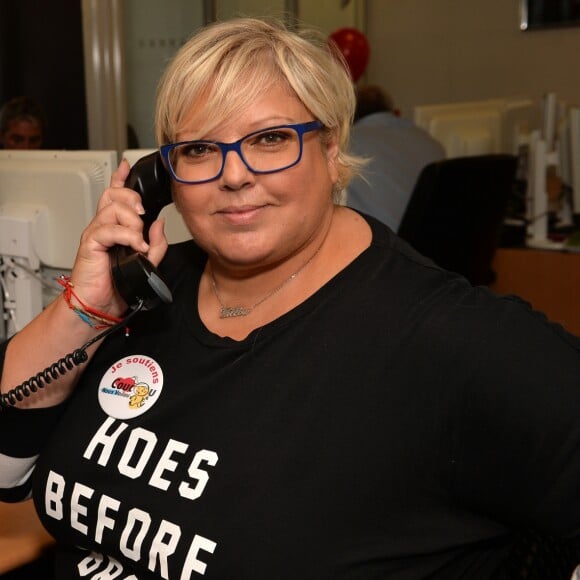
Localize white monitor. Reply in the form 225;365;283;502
414;97;539;158
501;98;541;155
123;149;191;244
429;109;502;158
414;98;505;133
568;107;580;218
0;149;118;336
0;149;118;269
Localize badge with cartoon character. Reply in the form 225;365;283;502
98;355;164;419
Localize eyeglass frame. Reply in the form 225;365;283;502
159;120;324;185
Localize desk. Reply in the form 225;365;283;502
0;499;55;575
490;247;580;336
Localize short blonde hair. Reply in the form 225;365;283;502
155;17;364;199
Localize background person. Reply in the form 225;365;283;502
347;84;446;231
0;95;46;149
1;17;580;580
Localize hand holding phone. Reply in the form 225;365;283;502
110;152;174;311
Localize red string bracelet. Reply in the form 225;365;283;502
58;276;123;330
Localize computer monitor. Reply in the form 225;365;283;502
568;107;580;219
524;96;578;247
0;149;118;335
430;109;502;158
0;149;117;269
123;149;191;244
414;97;539;158
502;98;541;155
414;98;504;131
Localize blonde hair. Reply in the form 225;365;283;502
155;17;365;199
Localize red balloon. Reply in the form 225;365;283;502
329;27;370;82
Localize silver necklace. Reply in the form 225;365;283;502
210;244;323;319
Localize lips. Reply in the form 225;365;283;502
220;204;262;214
217;204;267;225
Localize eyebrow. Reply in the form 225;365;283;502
178;116;299;141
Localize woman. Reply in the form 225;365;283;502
1;17;580;580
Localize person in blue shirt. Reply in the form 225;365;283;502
347;84;445;231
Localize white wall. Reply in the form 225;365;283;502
365;0;580;118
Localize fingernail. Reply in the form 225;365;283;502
136;203;145;215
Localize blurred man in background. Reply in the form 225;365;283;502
0;95;46;149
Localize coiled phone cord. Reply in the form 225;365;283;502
0;300;145;410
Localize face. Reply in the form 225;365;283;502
1;118;43;149
172;84;340;270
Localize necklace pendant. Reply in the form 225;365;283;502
219;305;252;318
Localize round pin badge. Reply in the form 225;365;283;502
98;355;164;419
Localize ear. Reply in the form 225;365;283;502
325;130;341;185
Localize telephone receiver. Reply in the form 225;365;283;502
110;151;174;311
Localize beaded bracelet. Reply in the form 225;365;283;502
58;276;123;330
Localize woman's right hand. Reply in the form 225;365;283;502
66;159;169;318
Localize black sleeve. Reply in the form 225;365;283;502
449;292;580;538
0;338;69;501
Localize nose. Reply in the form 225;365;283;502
219;149;253;190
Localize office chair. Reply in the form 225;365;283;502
397;154;518;286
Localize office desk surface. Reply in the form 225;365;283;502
490;247;580;337
0;499;55;574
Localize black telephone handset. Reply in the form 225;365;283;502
110;151;173;311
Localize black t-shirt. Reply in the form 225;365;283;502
2;215;580;579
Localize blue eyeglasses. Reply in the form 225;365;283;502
160;120;323;184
